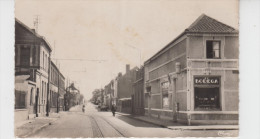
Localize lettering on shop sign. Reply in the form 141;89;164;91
194;77;219;85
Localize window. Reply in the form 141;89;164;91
20;46;30;66
45;54;47;70
43;51;45;69
15;90;26;109
42;81;44;104
195;87;220;110
194;76;221;111
15;46;18;65
33;46;36;64
161;81;170;109
206;41;220;59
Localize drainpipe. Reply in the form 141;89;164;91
46;54;51;116
57;70;60;113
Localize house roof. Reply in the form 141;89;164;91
144;14;238;65
15;18;52;52
185;14;238;33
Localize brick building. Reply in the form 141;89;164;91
144;14;239;125
117;65;138;113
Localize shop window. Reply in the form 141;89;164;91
194;87;220;110
206;41;220;59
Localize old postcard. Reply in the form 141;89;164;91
14;0;239;138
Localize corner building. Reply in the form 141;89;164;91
15;19;52;122
144;14;239;125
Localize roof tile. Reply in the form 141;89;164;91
186;14;238;33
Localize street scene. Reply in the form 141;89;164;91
17;102;238;138
14;0;239;138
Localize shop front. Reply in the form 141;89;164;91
176;63;239;125
194;76;220;111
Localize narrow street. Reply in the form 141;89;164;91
28;103;238;138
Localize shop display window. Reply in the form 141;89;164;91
194;87;220;110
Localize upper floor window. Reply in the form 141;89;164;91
20;46;30;66
43;51;45;69
206;41;220;59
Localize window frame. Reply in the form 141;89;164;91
206;40;221;59
161;81;170;109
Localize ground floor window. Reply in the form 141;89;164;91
161;81;170;109
194;87;220;110
15;90;26;109
162;94;169;108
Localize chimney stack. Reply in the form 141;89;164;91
126;64;130;73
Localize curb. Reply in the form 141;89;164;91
116;112;167;128
116;112;239;131
21;118;59;138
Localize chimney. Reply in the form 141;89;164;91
126;64;130;73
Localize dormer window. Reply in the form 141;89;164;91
206;41;220;59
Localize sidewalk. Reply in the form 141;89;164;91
116;112;239;130
15;112;63;138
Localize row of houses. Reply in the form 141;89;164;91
14;18;73;122
100;14;239;125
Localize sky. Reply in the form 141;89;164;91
15;0;239;100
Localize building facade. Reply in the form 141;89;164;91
111;77;118;106
132;66;145;115
117;65;137;113
64;83;80;111
15;19;52;122
144;14;239;125
49;61;65;113
58;73;65;111
104;81;113;109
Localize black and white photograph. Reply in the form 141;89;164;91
1;0;260;138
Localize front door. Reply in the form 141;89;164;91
35;88;39;117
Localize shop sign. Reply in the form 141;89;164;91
194;76;220;85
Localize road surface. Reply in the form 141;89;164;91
29;103;238;138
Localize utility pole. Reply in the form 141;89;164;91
57;66;60;113
46;54;51;116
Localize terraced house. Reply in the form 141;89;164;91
49;61;65;113
144;14;239;125
15;19;52;122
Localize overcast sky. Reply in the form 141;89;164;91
15;0;239;99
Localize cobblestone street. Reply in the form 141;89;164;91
26;103;238;138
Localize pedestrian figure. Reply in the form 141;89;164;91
82;105;85;113
111;104;116;117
